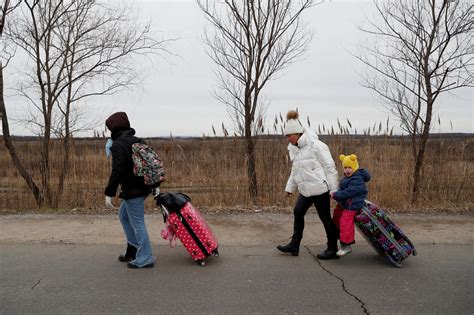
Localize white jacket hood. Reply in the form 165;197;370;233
288;129;319;161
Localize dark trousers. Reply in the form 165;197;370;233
292;192;338;250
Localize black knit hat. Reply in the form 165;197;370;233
105;112;130;132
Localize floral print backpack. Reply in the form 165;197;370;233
131;143;166;187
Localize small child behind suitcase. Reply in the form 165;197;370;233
330;154;371;257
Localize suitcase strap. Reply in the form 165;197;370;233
361;206;409;258
177;211;211;258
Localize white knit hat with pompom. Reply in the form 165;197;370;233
283;110;304;135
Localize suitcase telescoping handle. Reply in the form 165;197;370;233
160;204;170;222
154;188;170;222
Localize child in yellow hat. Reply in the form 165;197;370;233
330;154;371;257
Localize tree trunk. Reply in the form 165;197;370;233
244;106;258;204
411;98;434;203
245;135;258;204
411;138;425;203
0;63;43;207
54;135;70;208
54;63;74;208
40;116;52;207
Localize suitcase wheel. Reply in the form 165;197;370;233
385;252;403;268
412;249;417;256
212;249;220;257
196;260;206;267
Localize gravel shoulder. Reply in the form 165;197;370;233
0;212;472;246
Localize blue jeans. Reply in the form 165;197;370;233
119;197;155;267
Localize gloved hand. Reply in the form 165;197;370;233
105;196;114;208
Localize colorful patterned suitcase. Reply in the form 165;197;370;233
156;192;219;266
355;200;417;267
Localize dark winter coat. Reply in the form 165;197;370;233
332;169;371;211
104;128;151;200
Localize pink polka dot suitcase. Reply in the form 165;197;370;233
166;202;219;266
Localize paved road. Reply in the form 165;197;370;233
1;243;473;314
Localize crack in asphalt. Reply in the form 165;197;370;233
305;246;370;315
31;279;41;290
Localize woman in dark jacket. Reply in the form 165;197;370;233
104;112;155;269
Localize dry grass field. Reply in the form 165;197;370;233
0;134;472;212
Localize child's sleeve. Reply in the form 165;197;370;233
333;177;365;201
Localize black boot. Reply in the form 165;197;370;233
277;236;301;256
118;243;137;262
316;248;339;260
317;231;339;260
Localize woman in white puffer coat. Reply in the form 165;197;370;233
277;110;340;260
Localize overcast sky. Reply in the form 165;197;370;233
4;0;473;137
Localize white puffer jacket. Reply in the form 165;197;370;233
285;130;338;197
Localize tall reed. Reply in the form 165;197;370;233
0;132;472;212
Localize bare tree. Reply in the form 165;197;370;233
1;0;43;205
197;0;316;204
357;0;473;203
3;0;168;208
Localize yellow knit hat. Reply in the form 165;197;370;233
339;154;359;172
